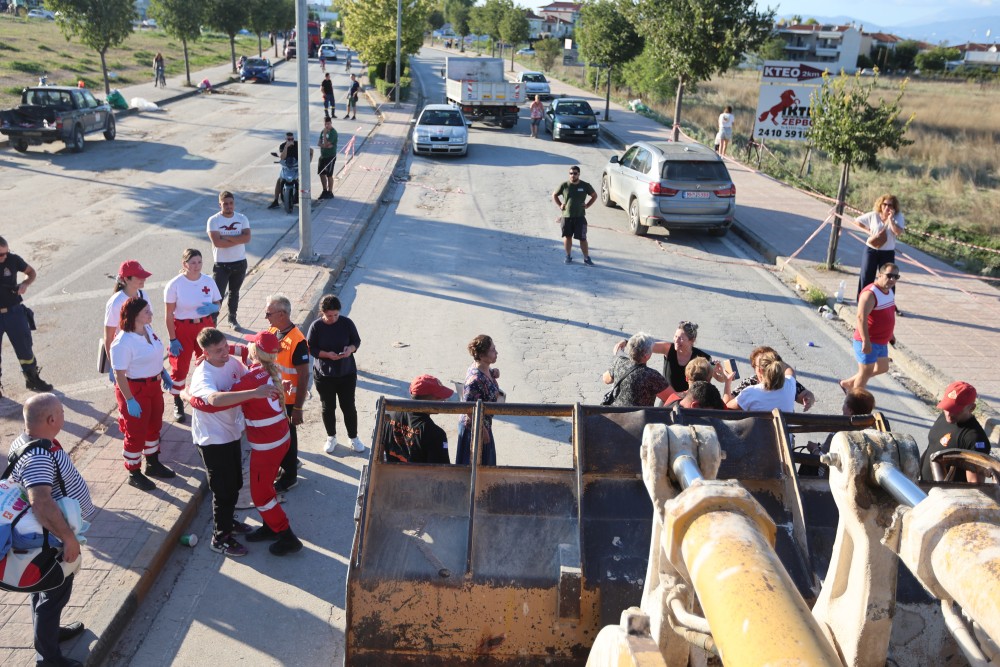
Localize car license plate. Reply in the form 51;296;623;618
682;191;710;199
574;130;585;134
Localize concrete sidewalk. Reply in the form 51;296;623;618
0;59;414;666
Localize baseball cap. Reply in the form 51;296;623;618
119;260;152;279
937;381;977;412
245;330;280;354
409;374;454;400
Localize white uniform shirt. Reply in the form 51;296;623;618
206;212;250;263
104;289;151;330
109;325;165;379
189;356;247;446
164;274;221;320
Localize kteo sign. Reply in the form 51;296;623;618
761;60;828;84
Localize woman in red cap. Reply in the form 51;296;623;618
103;260;152;384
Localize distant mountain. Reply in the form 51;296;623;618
777;13;1000;45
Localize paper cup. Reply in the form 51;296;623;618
179;533;198;547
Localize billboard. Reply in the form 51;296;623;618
753;61;828;142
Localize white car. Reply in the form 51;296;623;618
411;104;470;157
516;71;551;99
28;9;55;19
318;44;338;61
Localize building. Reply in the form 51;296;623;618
538;2;581;29
774;23;862;73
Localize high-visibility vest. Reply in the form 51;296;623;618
271;325;307;406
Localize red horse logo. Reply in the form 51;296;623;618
759;89;799;125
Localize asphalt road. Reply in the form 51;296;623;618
93;48;943;665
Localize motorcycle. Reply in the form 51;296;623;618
271;152;299;213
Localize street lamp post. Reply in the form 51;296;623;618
394;0;402;108
295;0;312;259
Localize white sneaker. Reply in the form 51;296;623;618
351;437;366;452
324;436;338;454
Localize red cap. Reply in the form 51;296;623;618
937;381;977;412
119;260;151;279
409;374;454;400
246;331;280;354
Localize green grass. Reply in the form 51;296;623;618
4;85;26;96
0;41;19;52
37;44;53;52
9;60;46;74
803;286;829;307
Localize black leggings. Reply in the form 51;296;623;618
315;374;358;439
198;440;243;538
858;247;895;298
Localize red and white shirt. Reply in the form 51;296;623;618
232;365;290;451
164;274;221;320
854;284;895;345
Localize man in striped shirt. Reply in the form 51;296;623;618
7;394;92;666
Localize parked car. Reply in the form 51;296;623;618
140;18;157;28
601;141;735;236
515;71;550;100
411;104;470;157
0;86;115;153
27;8;54;19
284;40;297;60
544;97;598;142
318;44;338;61
240;57;275;83
516;48;535;56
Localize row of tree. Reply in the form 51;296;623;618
44;0;297;94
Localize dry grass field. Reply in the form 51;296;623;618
548;62;1000;277
0;15;265;105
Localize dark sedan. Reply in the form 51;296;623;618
240;58;275;83
544;98;599;142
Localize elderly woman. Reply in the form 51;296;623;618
109;296;176;491
724;351;797;412
456;334;503;466
856;194;905;300
730;345;816;410
603;332;669;407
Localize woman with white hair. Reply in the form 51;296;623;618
602;332;669;407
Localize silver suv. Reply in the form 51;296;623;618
601;141;735;236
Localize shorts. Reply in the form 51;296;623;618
720;127;733;140
318;155;336;176
561;216;587;240
531;116;542;128
348;95;358;109
853;339;888;365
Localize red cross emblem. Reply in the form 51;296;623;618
202;286;211;295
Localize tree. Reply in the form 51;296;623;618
535;37;562;70
46;0;135;94
499;8;529;70
576;0;643;119
269;0;296;58
889;40;920;72
246;0;277;57
445;0;472;50
204;0;248;73
915;46;960;72
808;71;913;268
619;43;677;103
341;0;433;79
472;0;511;57
149;0;205;86
628;0;774;141
751;34;786;65
427;9;445;31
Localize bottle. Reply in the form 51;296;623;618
835;280;845;304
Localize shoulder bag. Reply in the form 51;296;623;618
601;364;642;406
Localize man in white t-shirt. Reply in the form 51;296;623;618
181;327;278;557
206;190;251;329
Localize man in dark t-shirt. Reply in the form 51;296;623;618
552;165;597;265
920;381;992;483
0;236;53;395
384;375;453;464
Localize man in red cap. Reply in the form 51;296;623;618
383;375;454;464
920;381;991;483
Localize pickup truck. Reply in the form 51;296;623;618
515;71;551;100
0;86;116;153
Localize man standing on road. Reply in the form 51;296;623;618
264;295;310;494
320;72;336;118
552;166;597;265
920;381;992;484
840;263;897;392
317;116;338;200
346;74;361;120
0;236;53;395
7;394;92;666
207;191;251;329
384;375;454;464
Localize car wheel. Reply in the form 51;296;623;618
708;227;729;237
68;125;84;153
103;115;116;141
12;140;29;153
600;174;616;208
628;199;649;236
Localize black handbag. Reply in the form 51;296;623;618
601;364;641;406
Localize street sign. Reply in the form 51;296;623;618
761;60;829;84
752;83;817;141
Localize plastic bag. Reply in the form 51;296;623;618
106;89;128;110
130;97;160;112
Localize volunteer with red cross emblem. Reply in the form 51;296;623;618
109;297;176;491
164;249;221;424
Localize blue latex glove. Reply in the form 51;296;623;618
196;303;220;316
126;398;142;418
161;370;173;391
108;368;116;385
169;338;183;356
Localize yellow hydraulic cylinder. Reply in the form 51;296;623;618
928;519;1000;643
670;484;841;667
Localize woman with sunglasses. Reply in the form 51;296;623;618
856;194;905;299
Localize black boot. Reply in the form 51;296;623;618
269;528;303;556
173;394;186;423
23;367;52;392
145;453;176;479
128;469;156;491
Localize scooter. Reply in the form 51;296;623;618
271;152;299;213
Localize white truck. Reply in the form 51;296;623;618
444;57;525;128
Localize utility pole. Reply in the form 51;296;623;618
295;0;312;259
394;0;402;108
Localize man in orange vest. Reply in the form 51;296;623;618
264;294;310;493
